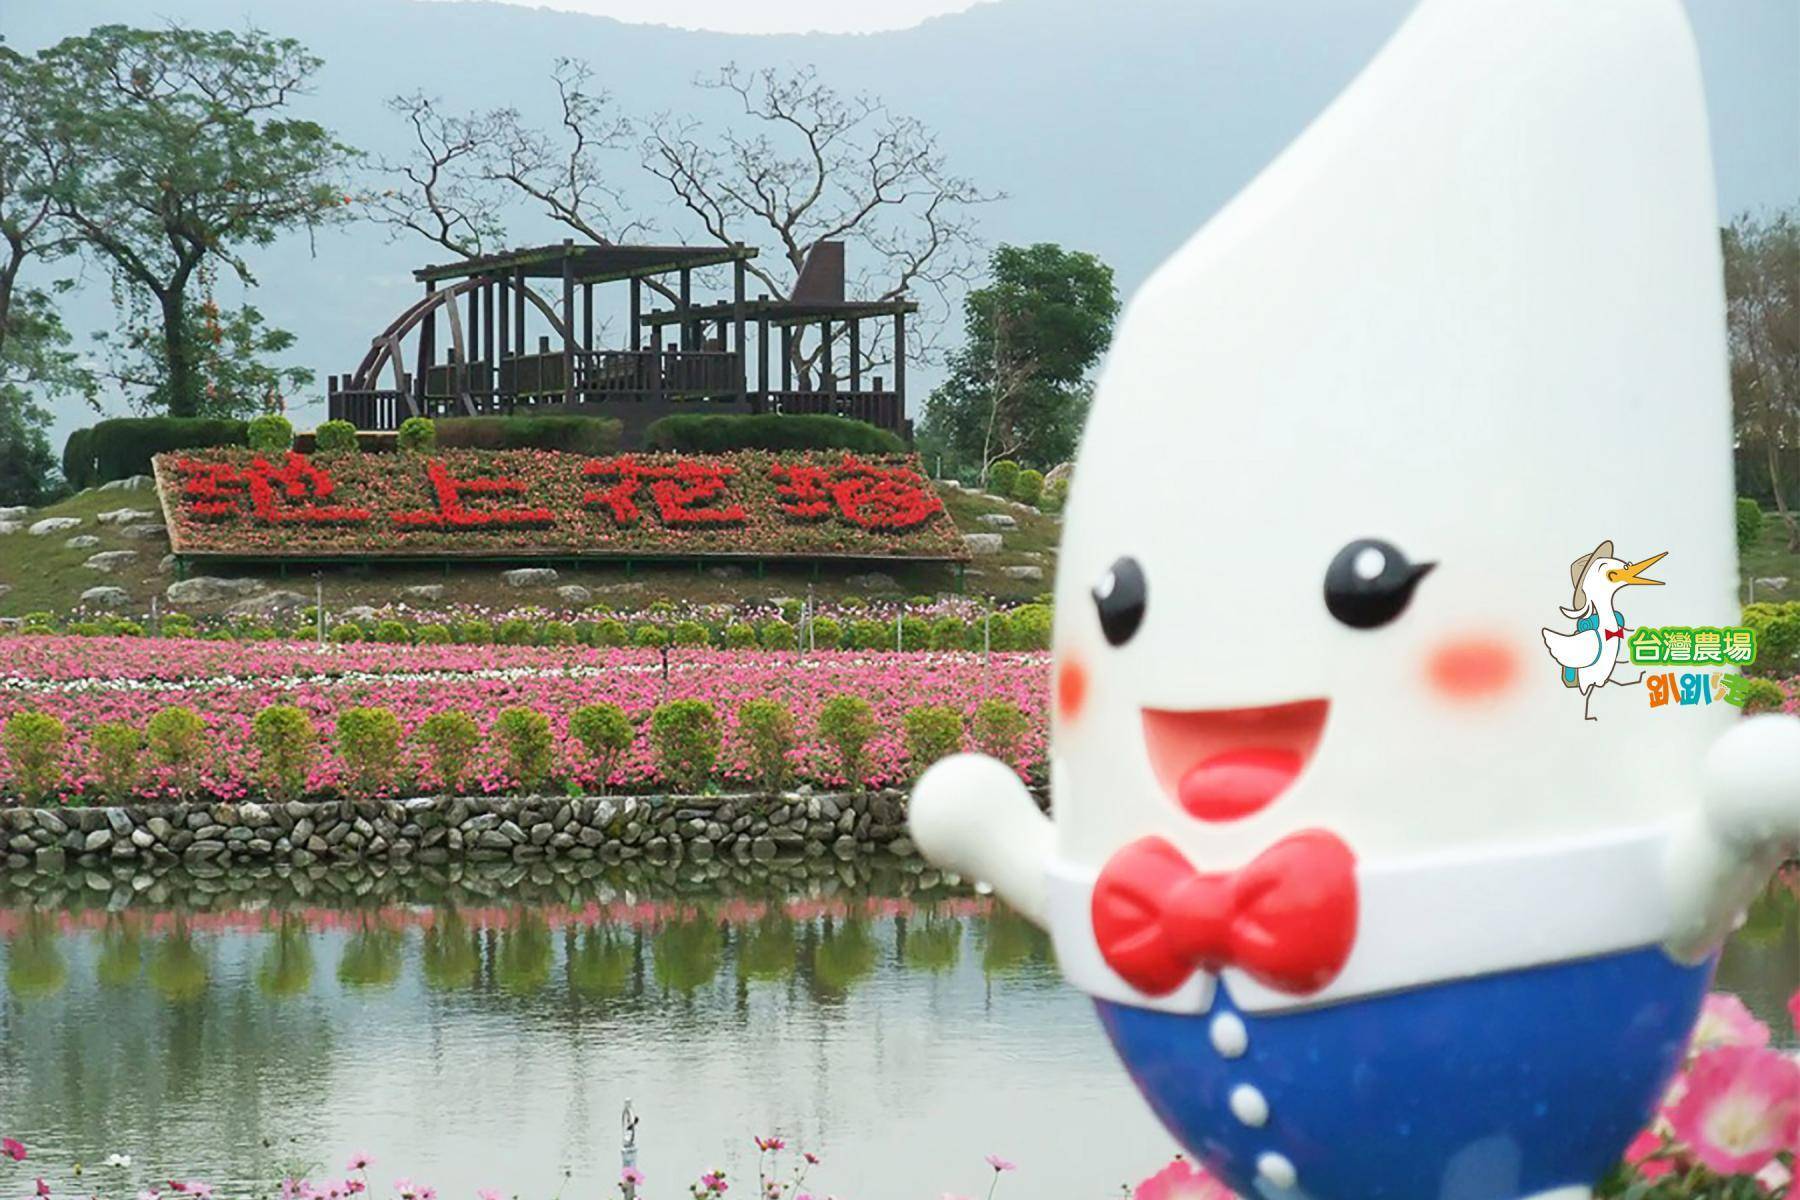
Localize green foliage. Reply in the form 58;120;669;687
633;624;670;648
899;615;931;650
1736;498;1766;554
758;619;796;650
650;699;721;792
416;623;453;645
724;621;759;649
397;416;437;454
541;620;578;646
929;616;968;651
672;620;711;647
434;415;622;454
972;699;1030;768
328;621;364;644
251;704;316;802
64;417;248;489
495;617;536;645
919;243;1120;478
415;710;479;794
373;619;413;644
735;698;795;792
1743;602;1800;678
313;420;360;455
568;703;634;792
1040;476;1069;514
453;619;492;644
902;706;964;776
988;459;1020;496
89;720;141;801
1011;468;1045;506
1739;676;1788;715
643;413;904;454
595;619;630;647
851;619;891;651
1;286;96;504
3;710;66;801
1008;603;1054;650
491;706;553;792
146;706;207;787
335;706;402;796
817;695;878;788
809;616;843;649
1724;211;1800;517
246;413;294;453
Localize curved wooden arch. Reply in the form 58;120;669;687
350;275;575;405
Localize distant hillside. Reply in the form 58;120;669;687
4;0;1796;453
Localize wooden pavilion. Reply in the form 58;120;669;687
325;239;917;445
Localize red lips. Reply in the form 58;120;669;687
1141;699;1328;822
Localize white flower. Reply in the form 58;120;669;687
107;1154;134;1168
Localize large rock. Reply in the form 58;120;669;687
96;507;156;526
502;567;559;587
1001;565;1044;581
158;554;178;575
0;505;29;521
1754;576;1790;593
64;535;101;550
227;589;310;619
556;584;593;605
118;522;168;541
847;572;899;592
401;584;445;601
961;532;1003;556
80;586;132;609
0;521;21;536
165;576;265;605
1044;462;1074;488
978;513;1018;529
28;516;81;537
98;475;155;492
84;550;140;573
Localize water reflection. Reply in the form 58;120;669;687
0;866;1791;1199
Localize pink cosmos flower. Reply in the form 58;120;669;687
618;1168;643;1187
754;1136;785;1152
138;1190;162;1200
1622;1131;1676;1182
984;1156;1015;1173
347;1154;372;1172
802;1152;819;1166
35;1179;49;1197
347;1182;366;1196
480;1189;507;1200
1690;992;1771;1052
698;1172;728;1194
392;1180;415;1200
1133;1159;1234;1200
2;1138;26;1162
1666;1045;1800;1174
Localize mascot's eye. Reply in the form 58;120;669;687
1092;556;1147;646
1324;539;1435;629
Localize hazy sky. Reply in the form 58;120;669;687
426;0;991;34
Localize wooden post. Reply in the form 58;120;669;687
756;295;770;406
562;241;576;404
821;321;835;391
893;310;907;410
582;280;594;378
417;281;436;404
848;318;861;391
732;257;747;403
678;267;692;351
780;325;793;391
483;277;496;402
630;276;642;351
469;282;481;377
513;266;526;397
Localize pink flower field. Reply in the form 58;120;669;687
0;636;1050;801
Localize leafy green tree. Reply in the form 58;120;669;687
920;243;1118;480
34;25;356;417
1724;209;1800;549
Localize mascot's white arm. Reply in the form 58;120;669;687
1665;714;1800;960
909;753;1055;927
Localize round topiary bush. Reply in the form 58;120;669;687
415;710;479;794
397;416;437;454
252;704;317;802
542;620;579;646
1011;468;1045;507
809;616;844;650
247;413;295;454
735;698;796;791
491;706;553;791
373;619;413;645
568;703;634;794
329;621;364;644
724;622;759;649
1007;603;1053;650
3;710;67;802
454;620;493;644
650;699;721;791
313;420;360;455
988;460;1020;497
633;624;670;648
816;695;878;789
903;705;964;776
672;620;711;647
1737;498;1765;554
930;616;969;651
758;620;796;651
335;706;402;796
972;698;1030;769
595;619;630;647
1740;676;1788;715
146;706;208;790
851;619;890;651
89;720;141;802
416;623;453;645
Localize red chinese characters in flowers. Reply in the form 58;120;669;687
392;460;555;530
174;454;371;525
770;456;943;532
582;458;746;528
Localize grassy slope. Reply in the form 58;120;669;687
0;482;1062;619
1743;513;1800;603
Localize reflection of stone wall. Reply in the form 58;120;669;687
0;788;1048;877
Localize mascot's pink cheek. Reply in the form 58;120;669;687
1057;658;1088;723
1426;638;1521;701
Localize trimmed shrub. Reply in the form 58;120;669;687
1737;498;1765;554
435;414;621;455
633;624;670;648
146;705;207;782
987;459;1020;497
495;617;536;646
397;416;437;454
643;413;904;455
903;705;964;776
64;417;249;489
929;616;968;651
851;619;890;651
758;620;796;651
4;711;67;801
247;413;295;454
89;720;140;802
972;699;1030;768
1041;477;1069;515
1743;602;1800;678
416;623;453;645
374;619;414;645
672;620;711;647
779;598;805;625
416;710;479;794
1011;468;1045;507
329;622;364;644
542;620;579;646
899;615;930;650
985;611;1016;651
1740;676;1788;715
336;707;402;796
568;703;634;793
817;695;878;789
595;619;630;647
454;619;493;644
313;420;360;455
736;698;795;792
492;706;553;791
651;699;721;792
1008;603;1053;651
724;622;759;649
252;704;316;802
810;616;844;650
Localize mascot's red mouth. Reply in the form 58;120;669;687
1140;699;1329;822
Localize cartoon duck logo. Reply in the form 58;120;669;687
1539;540;1667;720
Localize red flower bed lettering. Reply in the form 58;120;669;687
582;458;746;528
174;453;372;525
391;460;555;530
771;457;944;532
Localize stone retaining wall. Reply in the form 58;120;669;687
0;789;957;874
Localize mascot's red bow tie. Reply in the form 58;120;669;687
1091;831;1358;997
1604;628;1629;641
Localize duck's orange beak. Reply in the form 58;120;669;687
1608;552;1667;587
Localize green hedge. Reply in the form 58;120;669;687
65;418;249;489
643;413;904;455
434;415;622;455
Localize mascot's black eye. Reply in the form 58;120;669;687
1092;556;1147;646
1324;539;1435;629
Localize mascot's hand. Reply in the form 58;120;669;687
909;753;1054;927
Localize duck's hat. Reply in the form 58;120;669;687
1568;540;1615;611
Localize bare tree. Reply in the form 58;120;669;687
367;92;505;260
641;64;997;383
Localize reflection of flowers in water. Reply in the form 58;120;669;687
148;925;209;1003
902;916;962;974
5;912;66;1001
421;910;477;991
496;911;553;996
568;926;635;998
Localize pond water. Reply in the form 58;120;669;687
0;864;1793;1199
